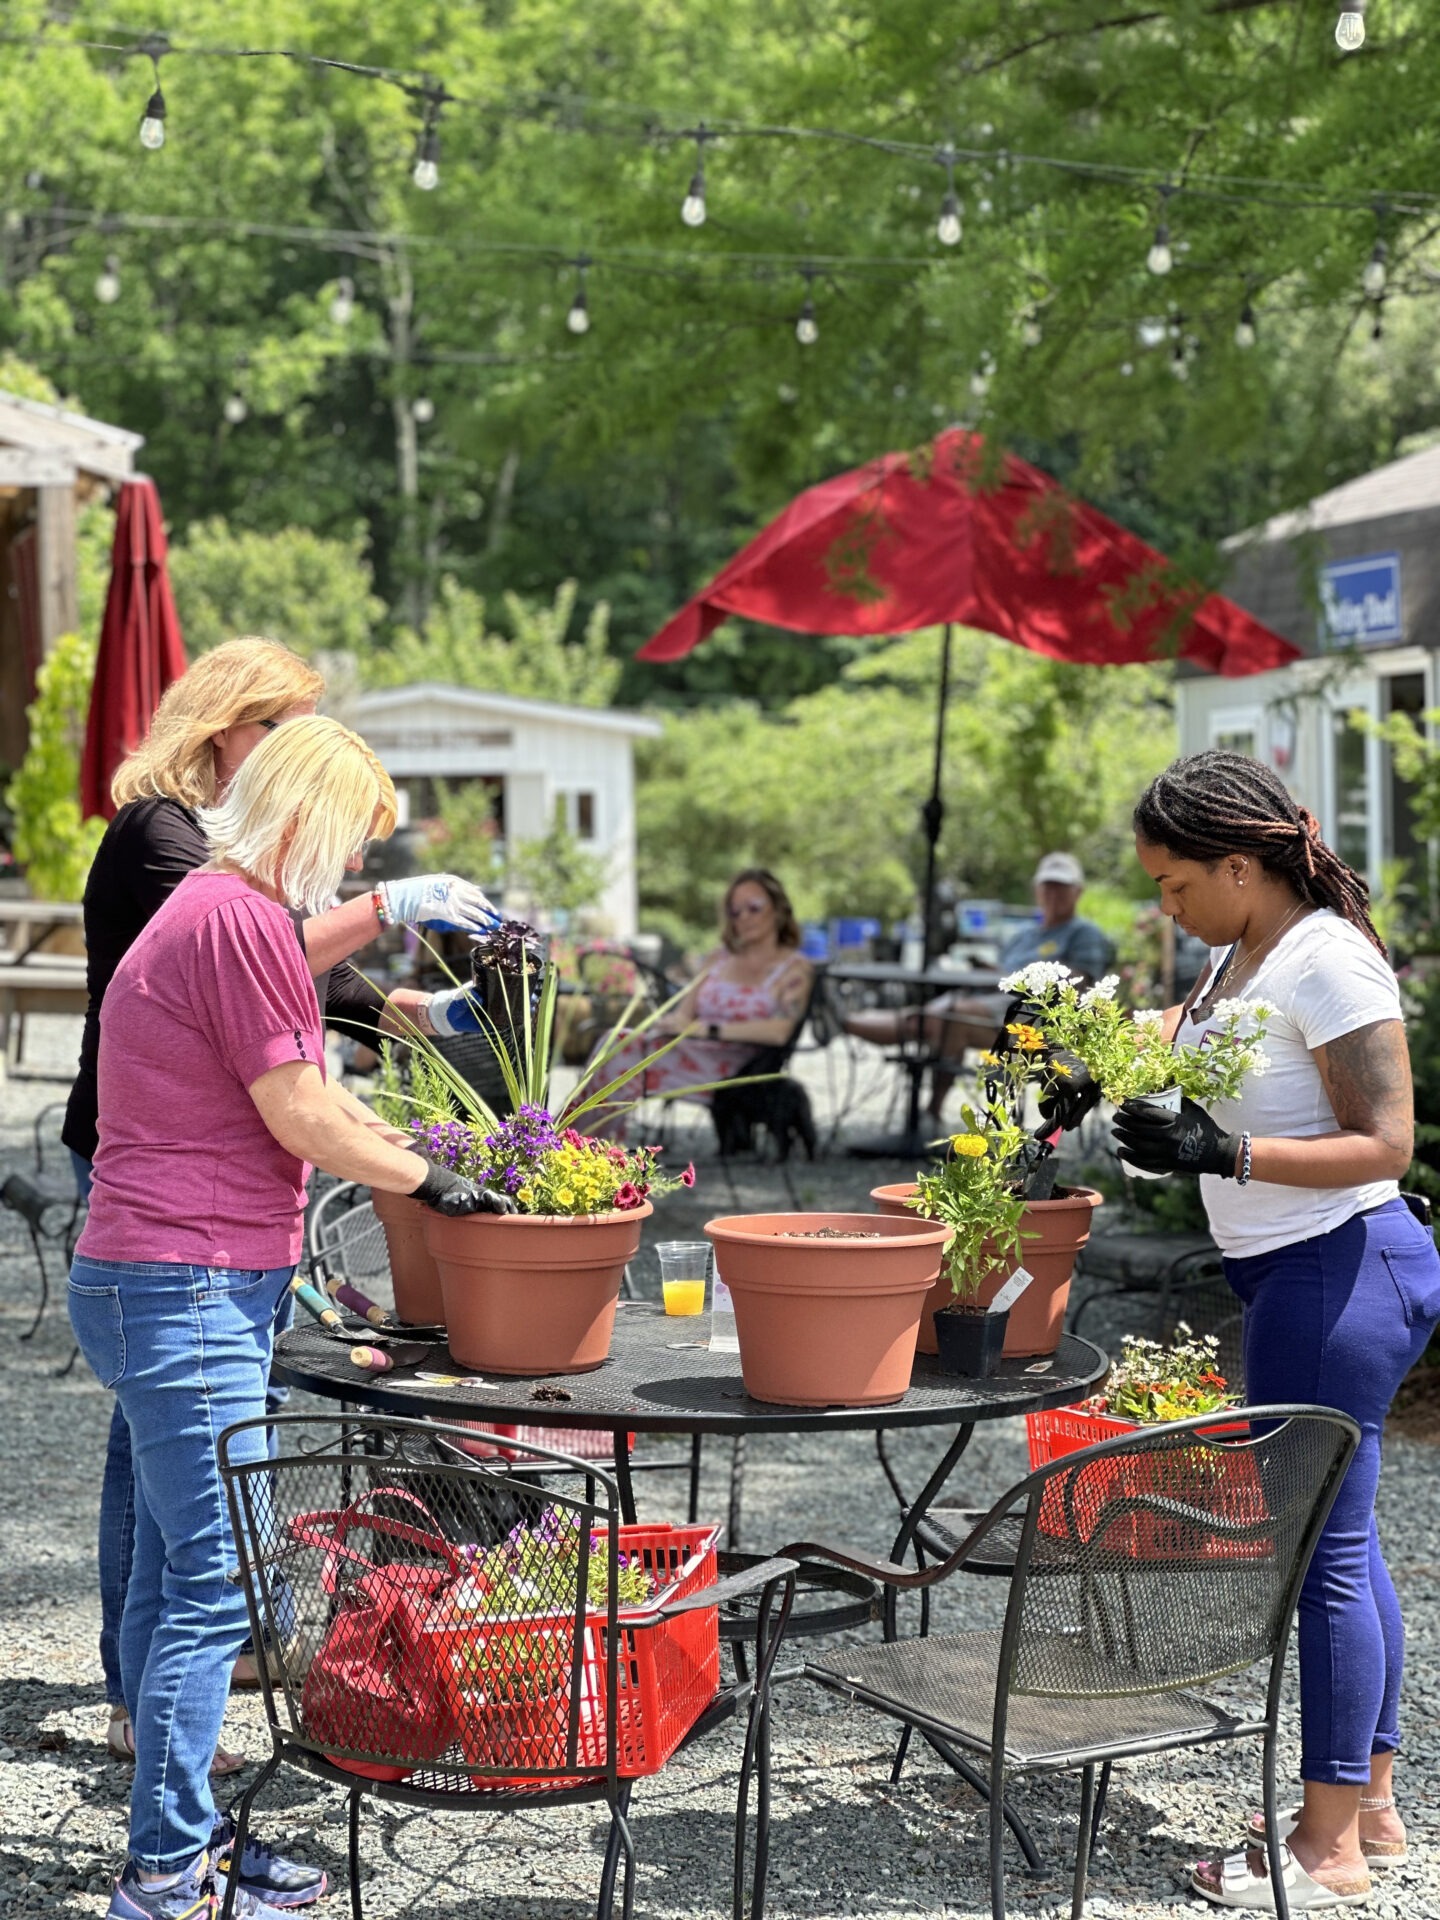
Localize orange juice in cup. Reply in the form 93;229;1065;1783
658;1242;710;1317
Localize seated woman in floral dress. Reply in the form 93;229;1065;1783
587;869;813;1135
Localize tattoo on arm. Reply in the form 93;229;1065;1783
776;965;813;1021
1317;1019;1413;1161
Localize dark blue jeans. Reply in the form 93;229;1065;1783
1224;1198;1440;1785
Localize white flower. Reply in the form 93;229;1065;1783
1212;996;1272;1025
998;960;1074;995
1244;1046;1271;1078
1078;974;1120;1007
1133;1008;1165;1028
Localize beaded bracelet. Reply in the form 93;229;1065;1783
373;886;392;931
1236;1132;1253;1185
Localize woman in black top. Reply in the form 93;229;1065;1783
70;638;496;1764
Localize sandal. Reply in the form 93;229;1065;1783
1192;1844;1371;1911
105;1704;246;1778
1242;1799;1409;1872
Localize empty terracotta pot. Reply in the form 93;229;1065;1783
426;1204;650;1375
704;1212;951;1407
371;1185;445;1326
870;1182;1101;1357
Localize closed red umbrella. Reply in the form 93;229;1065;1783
80;477;187;820
640;428;1297;674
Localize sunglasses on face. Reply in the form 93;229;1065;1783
728;900;771;920
257;717;280;732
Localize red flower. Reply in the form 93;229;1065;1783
563;1127;584;1149
681;1162;696;1188
614;1183;643;1210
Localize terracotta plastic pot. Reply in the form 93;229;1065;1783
426;1204;651;1375
703;1212;951;1408
871;1182;1102;1358
371;1185;445;1326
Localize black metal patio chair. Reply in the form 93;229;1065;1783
219;1413;795;1920
786;1405;1359;1920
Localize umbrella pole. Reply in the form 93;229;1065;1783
920;623;952;967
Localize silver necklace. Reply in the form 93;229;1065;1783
1191;897;1310;1023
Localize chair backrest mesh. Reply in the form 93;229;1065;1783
220;1415;620;1793
327;1202;391;1289
1007;1411;1354;1699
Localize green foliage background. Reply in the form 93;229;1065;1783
6;2;1439;921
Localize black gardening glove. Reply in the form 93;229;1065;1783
1036;1050;1102;1133
412;1165;519;1216
1111;1096;1242;1179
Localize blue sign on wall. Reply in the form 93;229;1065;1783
1318;552;1403;649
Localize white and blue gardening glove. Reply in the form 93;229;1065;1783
427;984;488;1038
378;874;499;934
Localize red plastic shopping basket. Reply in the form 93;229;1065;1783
451;1422;635;1462
426;1521;721;1784
1025;1405;1268;1561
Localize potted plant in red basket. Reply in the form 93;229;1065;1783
426;1504;720;1784
1027;1327;1264;1558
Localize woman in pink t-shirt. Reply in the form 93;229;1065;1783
68;717;510;1920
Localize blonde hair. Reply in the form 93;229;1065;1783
111;637;326;811
199;716;398;915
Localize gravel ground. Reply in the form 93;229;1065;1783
3;1016;1438;1919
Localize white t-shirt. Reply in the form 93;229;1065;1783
1173;910;1403;1260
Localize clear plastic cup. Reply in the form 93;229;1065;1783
657;1241;711;1316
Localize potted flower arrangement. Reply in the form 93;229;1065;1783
369;1044;454;1326
1027;1328;1263;1558
384;920;718;1375
997;962;1272;1178
873;1037;1102;1360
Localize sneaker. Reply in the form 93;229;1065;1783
107;1852;293;1920
212;1816;327;1910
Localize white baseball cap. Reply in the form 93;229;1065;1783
1033;852;1085;888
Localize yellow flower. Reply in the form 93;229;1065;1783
557;1186;576;1207
518;1186;535;1206
1004;1021;1046;1053
951;1134;988;1158
1050;1059;1073;1078
978;1050;1000;1067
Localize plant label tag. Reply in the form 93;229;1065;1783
709;1274;740;1353
989;1266;1036;1314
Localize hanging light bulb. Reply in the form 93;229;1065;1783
139;84;167;151
411;396;435;423
936;189;962;247
1137;317;1168;349
1147;222;1173;275
223;393;248;424
681;164;706;227
1335;4;1367;51
795;296;819;346
1234;300;1257;350
329;276;355;325
1120;361;1135;378
1362;237;1388;298
566;289;590;334
95;255;121;305
413;126;440;191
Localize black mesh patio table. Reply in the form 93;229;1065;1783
274;1304;1106;1546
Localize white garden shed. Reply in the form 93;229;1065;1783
351;682;662;940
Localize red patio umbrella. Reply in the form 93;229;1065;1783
639;429;1299;960
80;477;187;820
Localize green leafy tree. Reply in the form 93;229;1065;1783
168;518;385;659
5;630;105;899
415;778;504;888
508;817;611;924
365;579;621;707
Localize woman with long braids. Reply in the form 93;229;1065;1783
1115;750;1440;1913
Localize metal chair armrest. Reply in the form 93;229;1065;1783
650;1556;799;1620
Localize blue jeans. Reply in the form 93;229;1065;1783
1224;1198;1440;1785
68;1254;294;1871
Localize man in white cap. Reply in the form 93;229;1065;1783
843;851;1114;1124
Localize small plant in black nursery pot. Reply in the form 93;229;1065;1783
906;1052;1047;1377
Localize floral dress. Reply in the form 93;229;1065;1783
588;957;800;1124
